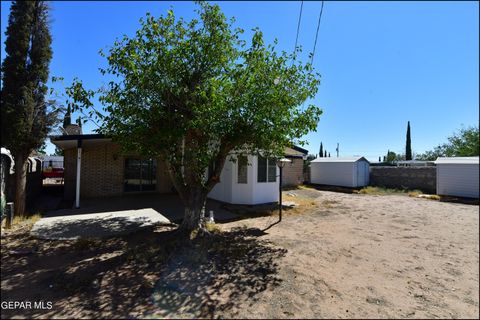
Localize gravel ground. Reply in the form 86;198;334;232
217;189;479;319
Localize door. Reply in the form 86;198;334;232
124;158;157;192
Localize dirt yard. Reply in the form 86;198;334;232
1;188;478;319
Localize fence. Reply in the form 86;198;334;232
369;166;436;194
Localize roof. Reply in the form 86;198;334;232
284;146;306;158
50;134;112;150
434;156;479;165
311;156;370;163
290;145;308;155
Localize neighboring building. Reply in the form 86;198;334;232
396;160;435;167
0;147;43;212
40;155;64;180
282;146;308;187
310;156;370;188
52;133;293;206
434;157;479;199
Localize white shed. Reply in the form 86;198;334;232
310;156;370;187
208;154;279;205
434;157;479;198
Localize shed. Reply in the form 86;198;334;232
310;156;370;187
434;157;479;198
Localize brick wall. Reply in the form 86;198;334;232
369;167;436;193
64;142;174;200
282;158;304;186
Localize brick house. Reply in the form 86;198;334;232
52;131;308;207
282;145;308;187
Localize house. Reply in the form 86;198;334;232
310;156;370;188
434;157;479;198
51;132;304;207
282;145;308;187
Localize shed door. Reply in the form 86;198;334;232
356;161;367;186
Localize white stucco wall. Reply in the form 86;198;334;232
208;154;279;205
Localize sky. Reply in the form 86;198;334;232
1;1;479;161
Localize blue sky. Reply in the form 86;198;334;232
1;1;478;161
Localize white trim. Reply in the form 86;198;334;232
75;147;82;208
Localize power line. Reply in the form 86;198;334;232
292;1;304;64
311;1;324;64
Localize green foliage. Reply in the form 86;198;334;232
1;1;59;157
405;121;412;160
416;126;479;161
386;150;396;162
64;2;322;222
319;142;323;158
52;146;64;156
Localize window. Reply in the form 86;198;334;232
124;158;157;192
237;155;248;184
268;158;276;182
257;156;277;183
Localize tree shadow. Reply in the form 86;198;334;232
1;226;287;319
147;227;287;318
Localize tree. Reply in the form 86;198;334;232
1;1;58;217
319;142;323;158
405;121;412;160
66;3;322;233
52;146;64;156
328;152;330;157
386;150;396;162
378;156;381;162
63;104;71;128
416;126;479;161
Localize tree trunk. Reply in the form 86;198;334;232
14;155;27;218
179;190;207;233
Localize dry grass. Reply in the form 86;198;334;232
10;213;42;228
281;193;318;215
356;186;423;196
321;199;340;209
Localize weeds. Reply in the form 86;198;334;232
356;186;423;196
8;213;42;229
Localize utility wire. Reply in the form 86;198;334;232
292;1;304;65
311;1;324;64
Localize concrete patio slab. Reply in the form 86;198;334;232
31;193;240;240
31;208;171;240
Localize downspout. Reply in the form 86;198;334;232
75;139;82;208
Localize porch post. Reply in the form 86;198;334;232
75;139;82;208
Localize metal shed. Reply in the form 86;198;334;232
434;157;479;198
310;156;370;187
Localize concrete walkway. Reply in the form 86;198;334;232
31;193;240;240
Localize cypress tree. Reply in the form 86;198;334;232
319;142;323;158
328;152;331;157
1;1;56;218
406;121;412;160
324;150;327;157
